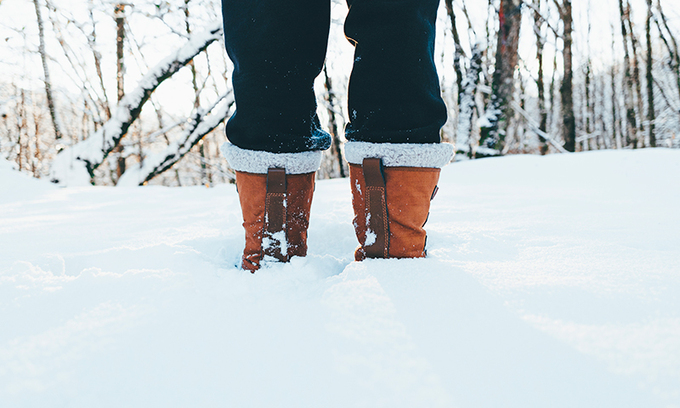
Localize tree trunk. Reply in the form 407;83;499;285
477;0;522;157
611;27;623;149
17;88;26;171
32;0;63;140
455;44;483;159
444;0;465;105
598;74;609;148
618;0;638;148
88;0;111;121
584;60;592;151
646;0;656;147
115;4;125;103
323;64;346;178
533;0;548;155
655;0;679;105
549;52;557;137
560;0;576;152
627;5;645;148
113;4;126;180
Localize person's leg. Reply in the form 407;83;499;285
220;0;331;271
343;0;454;260
221;0;332;153
344;0;447;144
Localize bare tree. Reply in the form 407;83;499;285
478;0;523;157
50;21;223;185
117;93;234;186
87;0;111;121
626;5;645;147
444;0;465;105
654;0;679;105
32;0;63;140
618;0;639;148
646;0;656;147
654;0;680;140
455;44;483;159
183;0;211;186
533;0;549;154
554;0;575;152
322;64;346;178
112;3;126;180
584;59;593;151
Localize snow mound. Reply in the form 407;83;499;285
1;149;679;407
0;158;54;203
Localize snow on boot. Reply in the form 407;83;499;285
345;142;454;260
221;143;322;272
235;170;315;271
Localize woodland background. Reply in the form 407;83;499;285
0;0;678;186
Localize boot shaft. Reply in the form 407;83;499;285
350;158;440;260
235;170;315;271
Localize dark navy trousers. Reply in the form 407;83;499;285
221;0;446;153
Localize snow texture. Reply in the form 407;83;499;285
263;230;288;261
474;145;502;157
364;230;376;246
2;149;680;407
50;21;223;186
220;143;323;174
344;141;454;168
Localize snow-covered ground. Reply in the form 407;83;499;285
1;149;679;407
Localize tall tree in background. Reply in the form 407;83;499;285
455;44;483;159
610;27;623;149
113;3;126;180
88;0;111;123
655;0;680;114
444;0;465;105
627;3;645;148
554;0;575;152
6;0;680;186
478;0;522;157
323;64;346;178
444;0;482;159
533;0;549;154
583;5;594;150
184;0;211;186
645;0;656;147
618;0;638;148
32;0;63;140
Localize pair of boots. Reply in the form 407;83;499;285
222;142;453;272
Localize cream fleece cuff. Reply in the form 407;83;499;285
220;143;323;175
344;141;454;168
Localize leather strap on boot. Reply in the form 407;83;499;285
264;168;287;262
362;158;389;258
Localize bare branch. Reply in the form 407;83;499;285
117;92;234;186
522;0;561;38
50;21;223;185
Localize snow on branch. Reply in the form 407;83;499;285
117;92;235;186
50;21;223;186
510;101;569;154
455;44;483;161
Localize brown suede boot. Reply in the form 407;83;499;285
350;158;441;260
235;169;315;272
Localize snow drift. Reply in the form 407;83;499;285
1;149;679;407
